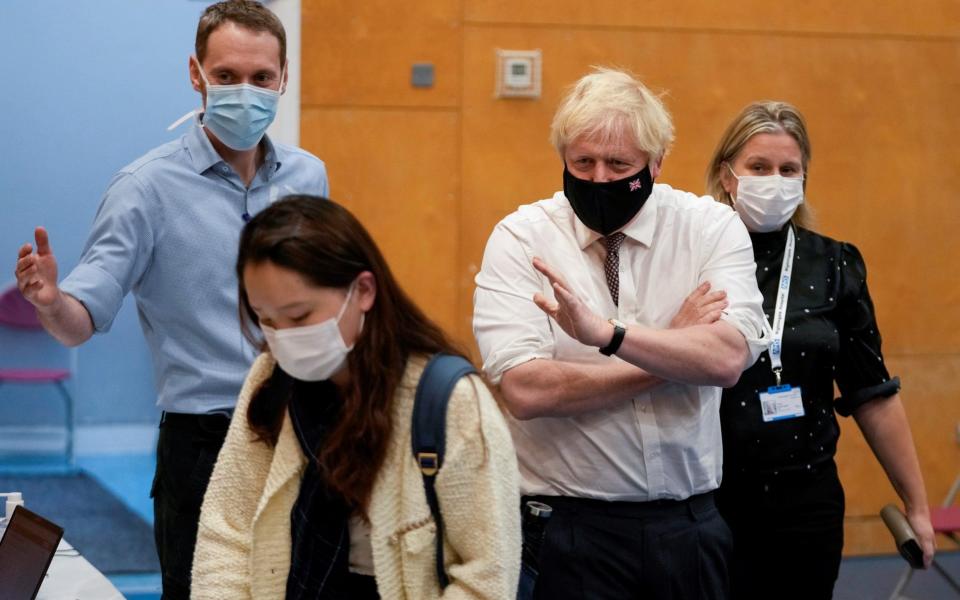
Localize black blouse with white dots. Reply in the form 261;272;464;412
720;226;901;476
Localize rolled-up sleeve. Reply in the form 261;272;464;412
473;221;555;385
59;172;157;333
699;209;770;367
833;242;899;416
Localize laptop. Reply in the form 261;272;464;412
0;505;64;600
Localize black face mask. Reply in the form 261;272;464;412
563;166;654;235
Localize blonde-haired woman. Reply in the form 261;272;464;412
706;101;934;599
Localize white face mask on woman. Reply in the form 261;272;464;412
728;165;805;232
261;282;363;381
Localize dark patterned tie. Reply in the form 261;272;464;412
603;232;626;306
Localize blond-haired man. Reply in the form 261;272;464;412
474;68;767;599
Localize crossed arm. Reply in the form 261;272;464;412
499;258;744;420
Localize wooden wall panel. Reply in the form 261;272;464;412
302;0;461;107
464;0;960;37
300;108;461;333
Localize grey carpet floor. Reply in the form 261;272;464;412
0;471;159;574
835;551;960;599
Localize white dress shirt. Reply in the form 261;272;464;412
473;184;768;501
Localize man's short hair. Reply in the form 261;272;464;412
196;0;286;67
550;67;674;160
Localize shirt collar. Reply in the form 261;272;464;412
184;116;283;178
259;134;282;180
569;185;660;250
184;118;222;174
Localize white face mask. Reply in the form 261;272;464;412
728;165;805;233
261;283;363;382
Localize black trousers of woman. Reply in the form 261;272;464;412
716;460;845;600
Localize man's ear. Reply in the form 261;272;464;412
189;56;203;94
650;155;664;179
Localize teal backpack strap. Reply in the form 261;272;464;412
411;353;477;589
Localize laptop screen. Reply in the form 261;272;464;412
0;505;64;600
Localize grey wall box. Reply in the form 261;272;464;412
412;63;435;88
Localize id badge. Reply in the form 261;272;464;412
759;385;804;422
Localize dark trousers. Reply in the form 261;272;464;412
150;412;231;600
526;492;732;600
716;460;845;600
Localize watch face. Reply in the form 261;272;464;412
609;318;626;329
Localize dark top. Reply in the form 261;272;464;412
286;380;379;600
720;226;900;477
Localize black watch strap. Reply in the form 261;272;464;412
599;320;626;356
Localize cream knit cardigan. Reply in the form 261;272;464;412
192;353;520;599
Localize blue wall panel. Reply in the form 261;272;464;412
0;1;209;426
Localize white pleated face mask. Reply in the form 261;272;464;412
728;165;805;233
261;282;363;382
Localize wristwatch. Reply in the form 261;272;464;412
599;318;627;356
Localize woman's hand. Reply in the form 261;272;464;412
532;257;609;348
670;282;727;328
906;506;936;568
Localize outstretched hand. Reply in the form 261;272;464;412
532;257;609;348
15;227;60;309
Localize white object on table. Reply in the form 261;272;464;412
37;539;124;600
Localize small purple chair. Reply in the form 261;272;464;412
0;284;75;465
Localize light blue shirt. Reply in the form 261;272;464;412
60;123;328;413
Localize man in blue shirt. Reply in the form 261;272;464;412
13;2;327;597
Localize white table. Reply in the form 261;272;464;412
37;539;124;600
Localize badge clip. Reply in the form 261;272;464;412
773;367;782;387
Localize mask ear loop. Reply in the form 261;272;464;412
167;110;199;132
724;162;741;207
335;281;356;323
337;279;366;351
194;56;211;89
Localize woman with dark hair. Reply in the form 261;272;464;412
191;196;520;599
